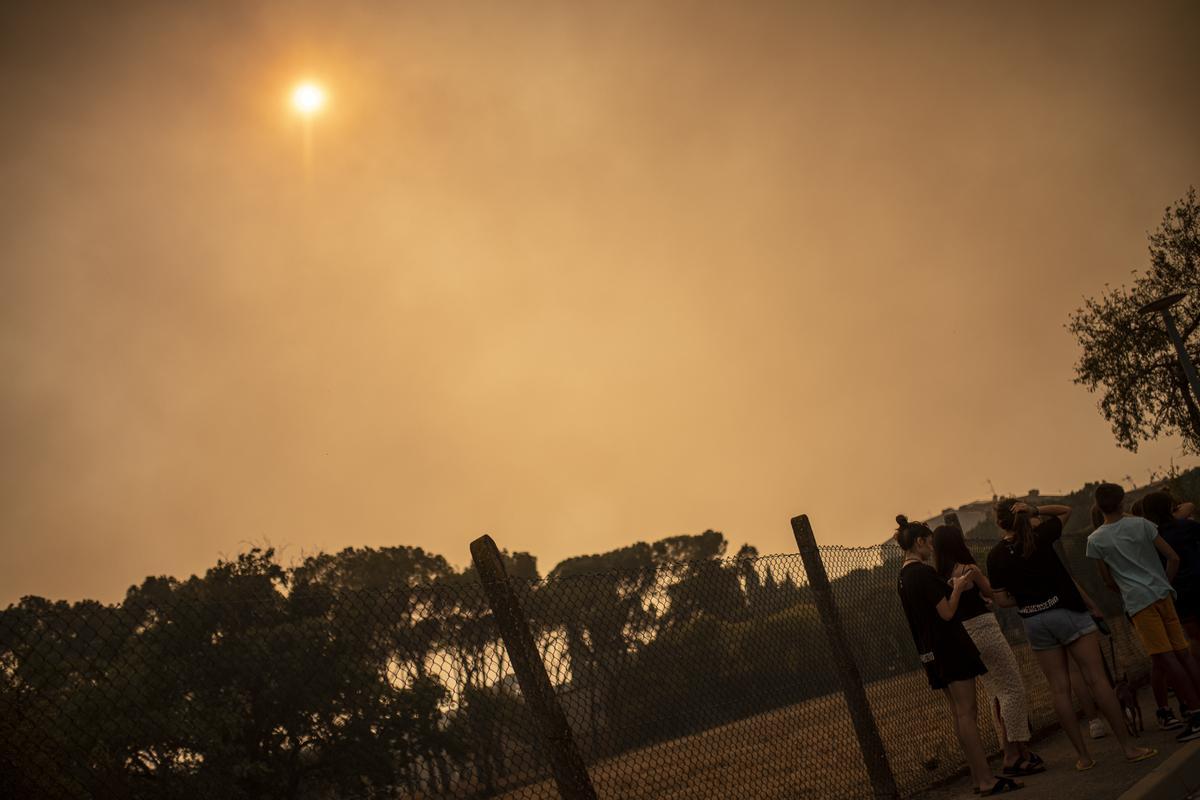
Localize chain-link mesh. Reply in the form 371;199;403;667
0;533;1162;799
0;551;555;799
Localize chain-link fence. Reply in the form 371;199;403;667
0;528;1160;799
0;549;555;800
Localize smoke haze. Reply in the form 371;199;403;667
3;1;1199;603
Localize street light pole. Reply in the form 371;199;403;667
1139;292;1200;406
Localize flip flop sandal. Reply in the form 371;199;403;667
1002;757;1046;777
1075;759;1096;772
1127;748;1158;764
1024;753;1044;769
980;777;1023;796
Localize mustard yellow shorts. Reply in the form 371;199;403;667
1132;597;1190;655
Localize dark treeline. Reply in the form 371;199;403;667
0;530;914;799
4;468;1197;799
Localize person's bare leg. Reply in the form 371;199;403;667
1074;666;1099;719
1152;650;1200;708
1182;629;1200;713
978;671;1018;768
1069;632;1155;760
946;681;996;792
1151;660;1170;709
995;697;1020;767
1034;646;1091;767
1175;646;1200;707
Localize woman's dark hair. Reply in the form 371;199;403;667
932;524;976;579
894;514;932;551
995;497;1036;558
1142;491;1175;528
995;497;1016;531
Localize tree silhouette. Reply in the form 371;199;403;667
1068;187;1200;452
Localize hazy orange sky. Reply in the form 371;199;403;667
3;1;1199;604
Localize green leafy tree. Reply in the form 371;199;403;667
0;546;478;799
288;545;465;795
1068;187;1200;452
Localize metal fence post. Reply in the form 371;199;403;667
791;515;899;800
470;534;599;800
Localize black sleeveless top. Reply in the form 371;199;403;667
955;584;989;621
946;563;989;621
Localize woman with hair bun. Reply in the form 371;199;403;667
895;515;1022;795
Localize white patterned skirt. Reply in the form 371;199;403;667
962;612;1032;742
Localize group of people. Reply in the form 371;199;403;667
895;482;1200;796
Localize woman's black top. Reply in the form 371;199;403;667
954;582;990;621
897;561;986;689
985;516;1087;617
942;560;990;621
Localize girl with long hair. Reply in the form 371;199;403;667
895;515;1022;795
985;498;1156;770
932;524;1042;776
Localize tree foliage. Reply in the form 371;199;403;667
1068;187;1200;452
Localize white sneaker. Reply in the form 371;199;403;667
1089;718;1107;739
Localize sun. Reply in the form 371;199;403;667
291;82;326;116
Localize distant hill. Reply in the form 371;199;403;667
887;466;1200;545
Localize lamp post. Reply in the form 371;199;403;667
1138;291;1200;406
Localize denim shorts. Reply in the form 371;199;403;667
1022;607;1097;651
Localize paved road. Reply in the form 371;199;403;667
916;720;1191;800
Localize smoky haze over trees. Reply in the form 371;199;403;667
4;2;1200;605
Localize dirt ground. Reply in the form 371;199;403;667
916;719;1188;800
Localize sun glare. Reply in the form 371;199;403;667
291;82;326;115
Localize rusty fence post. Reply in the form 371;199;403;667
470;534;598;800
791;514;899;800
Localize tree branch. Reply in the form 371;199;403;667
1182;311;1200;342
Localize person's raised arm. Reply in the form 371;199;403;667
935;572;973;621
964;564;995;599
1175;501;1195;520
1153;536;1181;583
1030;503;1071;526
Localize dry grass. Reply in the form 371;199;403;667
496;618;1151;799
